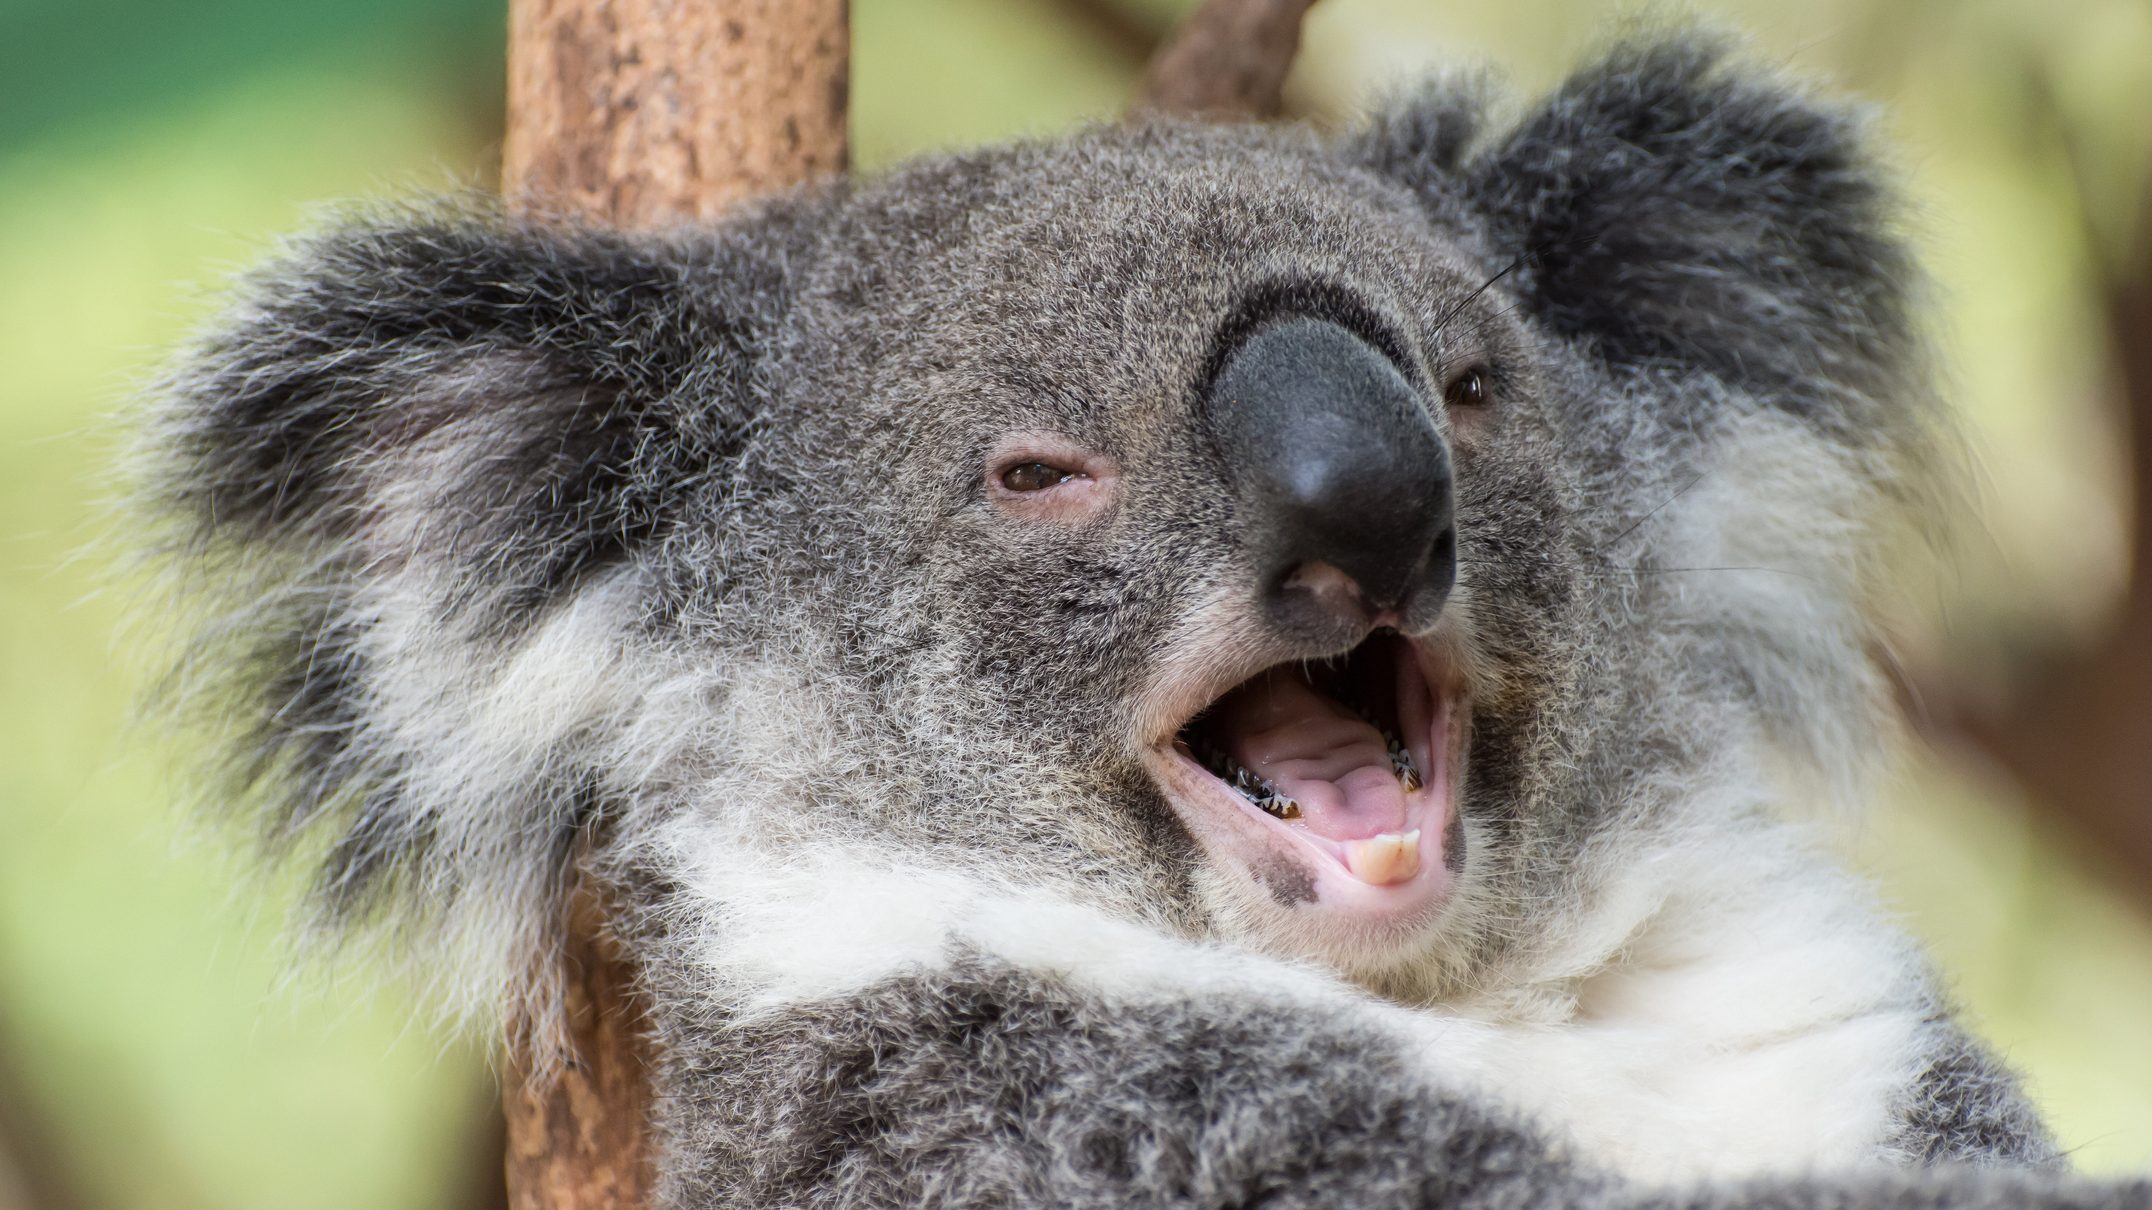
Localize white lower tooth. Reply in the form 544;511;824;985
1343;829;1422;886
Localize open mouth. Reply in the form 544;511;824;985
1151;629;1465;924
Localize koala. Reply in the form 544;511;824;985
146;34;2151;1210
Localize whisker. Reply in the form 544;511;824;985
1431;231;1605;338
1430;252;1530;337
1595;471;1707;555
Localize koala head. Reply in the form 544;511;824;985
782;120;1573;981
153;38;1930;1015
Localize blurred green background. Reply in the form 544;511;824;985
2;1;2148;1205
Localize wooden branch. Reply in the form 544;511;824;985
500;881;654;1209
1137;0;1320;119
504;0;848;229
1954;191;2152;907
0;1017;84;1210
1051;0;1170;68
1915;67;2152;913
499;1;849;1206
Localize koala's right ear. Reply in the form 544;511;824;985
160;208;796;621
146;206;807;1020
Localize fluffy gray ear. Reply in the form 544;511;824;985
165;210;790;618
1361;40;1943;807
1364;37;1919;431
148;206;797;1023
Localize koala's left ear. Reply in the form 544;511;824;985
1361;37;1916;420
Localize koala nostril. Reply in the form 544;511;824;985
1205;314;1456;638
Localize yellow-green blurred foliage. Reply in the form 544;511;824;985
1;2;2145;1206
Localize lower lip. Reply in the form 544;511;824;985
1155;739;1457;927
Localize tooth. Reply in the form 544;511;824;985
1201;742;1305;819
1343;830;1421;886
1386;733;1422;792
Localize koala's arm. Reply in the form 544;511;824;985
1891;1016;2061;1168
661;959;1604;1208
656;959;2140;1209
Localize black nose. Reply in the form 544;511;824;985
1204;316;1455;637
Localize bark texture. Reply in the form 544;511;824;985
499;882;655;1210
504;0;849;229
499;1;850;1206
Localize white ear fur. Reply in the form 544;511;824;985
1649;416;1904;815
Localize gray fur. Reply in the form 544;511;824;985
1891;1017;2062;1169
656;959;2137;1210
657;958;1607;1208
141;32;2146;1209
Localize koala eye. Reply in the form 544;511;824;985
1443;367;1490;409
986;439;1116;523
1002;461;1078;492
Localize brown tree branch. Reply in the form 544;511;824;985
1917;64;2152;912
498;2;848;1207
0;1017;84;1210
1956;210;2152;906
1051;0;1170;68
499;880;655;1209
1137;0;1320;119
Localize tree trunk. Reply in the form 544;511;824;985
503;0;847;229
497;2;848;1206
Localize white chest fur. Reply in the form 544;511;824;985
676;815;1932;1187
1410;832;1932;1183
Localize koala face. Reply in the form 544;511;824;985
158;41;1921;1011
731;128;1587;984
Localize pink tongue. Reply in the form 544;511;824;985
1210;670;1408;842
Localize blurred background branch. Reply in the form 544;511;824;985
1138;0;1320;117
1052;0;1172;67
1916;55;2152;911
0;1018;85;1210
